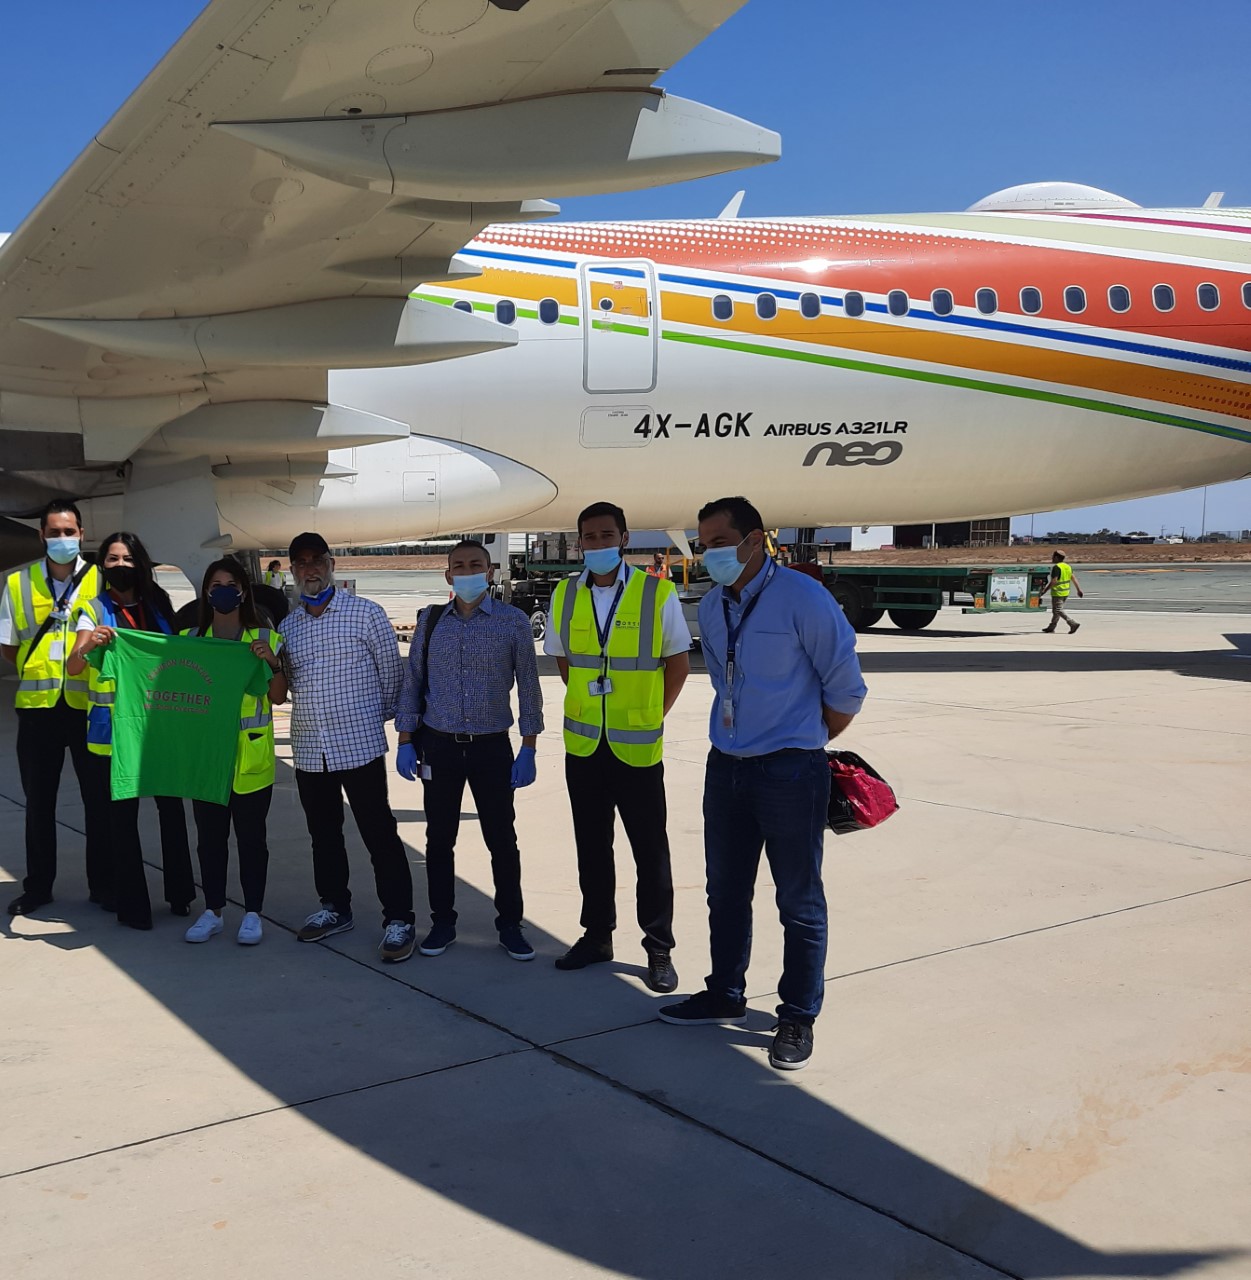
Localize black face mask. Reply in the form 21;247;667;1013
104;565;138;592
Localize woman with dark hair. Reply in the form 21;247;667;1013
67;532;194;929
179;558;286;946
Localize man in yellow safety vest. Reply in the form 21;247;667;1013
545;501;691;993
0;499;107;914
1041;552;1083;634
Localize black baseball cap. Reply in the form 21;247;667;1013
289;531;330;559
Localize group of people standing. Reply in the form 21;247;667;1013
4;494;867;1071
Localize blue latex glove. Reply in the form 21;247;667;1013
510;746;537;789
396;743;419;782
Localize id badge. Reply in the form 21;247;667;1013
47;638;64;663
720;697;734;731
420;763;433;781
588;677;613;696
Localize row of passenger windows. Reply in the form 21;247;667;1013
454;297;602;325
713;280;1251;322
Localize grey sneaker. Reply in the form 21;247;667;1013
296;907;354;942
379;920;416;963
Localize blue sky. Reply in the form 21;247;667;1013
2;0;1248;535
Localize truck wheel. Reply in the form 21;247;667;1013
889;608;938;630
830;583;866;631
858;608;884;630
529;608;547;641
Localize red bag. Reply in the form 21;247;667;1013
826;750;899;834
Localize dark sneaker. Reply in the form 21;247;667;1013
769;1020;814;1071
1041;626;1056;633
657;989;747;1025
1068;622;1081;634
554;934;613;970
7;891;52;917
498;925;535;961
645;950;679;994
379;920;416;963
297;907;354;942
419;921;457;956
169;901;192;918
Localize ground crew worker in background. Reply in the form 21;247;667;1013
659;496;867;1073
1;499;105;916
1041;552;1083;634
395;539;543;962
181;559;287;947
263;560;285;589
544;501;691;993
69;531;195;930
647;551;670;579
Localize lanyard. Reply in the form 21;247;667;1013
722;561;776;691
116;601;147;631
592;578;625;680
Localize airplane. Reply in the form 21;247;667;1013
0;0;1248;585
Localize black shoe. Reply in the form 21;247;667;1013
296;907;354;942
554;934;613;970
498;925;535;961
169;902;192;918
645;950;679;994
657;989;747;1025
769;1020;814;1071
419;921;457;956
118;913;154;931
7;891;53;917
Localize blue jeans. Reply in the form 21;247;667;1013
703;746;830;1023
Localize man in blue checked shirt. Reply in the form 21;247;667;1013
395;539;544;962
659;496;867;1073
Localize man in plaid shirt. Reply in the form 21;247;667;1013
279;532;416;962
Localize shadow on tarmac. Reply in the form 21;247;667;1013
1;752;1241;1279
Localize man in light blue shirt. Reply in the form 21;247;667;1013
659;496;866;1071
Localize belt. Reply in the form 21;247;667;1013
423;725;507;744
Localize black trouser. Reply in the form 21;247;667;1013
294;754;414;925
89;752;195;924
565;737;674;954
420;727;522;930
192;786;272;913
16;698;111;901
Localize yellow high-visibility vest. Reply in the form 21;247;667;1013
6;560;100;710
181;625;281;794
553;567;670;767
1053;563;1074;598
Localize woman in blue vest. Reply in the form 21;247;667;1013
67;531;195;930
179;559;286;946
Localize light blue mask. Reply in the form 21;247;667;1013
583;547;622;575
703;538;749;586
451;572;489;603
45;537;80;566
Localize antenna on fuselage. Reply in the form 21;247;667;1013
1203;191;1225;208
716;190;746;219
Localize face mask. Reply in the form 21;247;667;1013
702;537;751;587
104;564;138;593
208;584;243;614
451;572;489;603
300;582;334;607
45;537;80;565
583;547;622;575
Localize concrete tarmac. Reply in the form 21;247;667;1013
1;606;1249;1279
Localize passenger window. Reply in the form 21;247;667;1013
453;299;473;314
1108;285;1131;313
1197;283;1220;311
1063;286;1086;314
931;289;953;317
1152;284;1175;312
597;297;614;312
1243;282;1251;309
843;291;865;318
799;292;821;319
538;297;560;325
1020;287;1042;315
756;292;778;320
887;289;908;317
495;299;517;325
712;293;733;321
975;288;997;315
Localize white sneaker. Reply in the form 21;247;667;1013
185;910;224;943
237;912;263;946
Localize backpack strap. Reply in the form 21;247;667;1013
415;602;450;722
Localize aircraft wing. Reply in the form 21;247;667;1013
0;0;778;511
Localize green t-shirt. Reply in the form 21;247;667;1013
89;630;271;804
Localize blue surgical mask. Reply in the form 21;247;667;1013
583;547;622;575
703;537;750;586
208;584;243;614
301;584;334;607
451;572;489;603
45;537;80;565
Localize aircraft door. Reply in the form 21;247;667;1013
579;259;658;394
